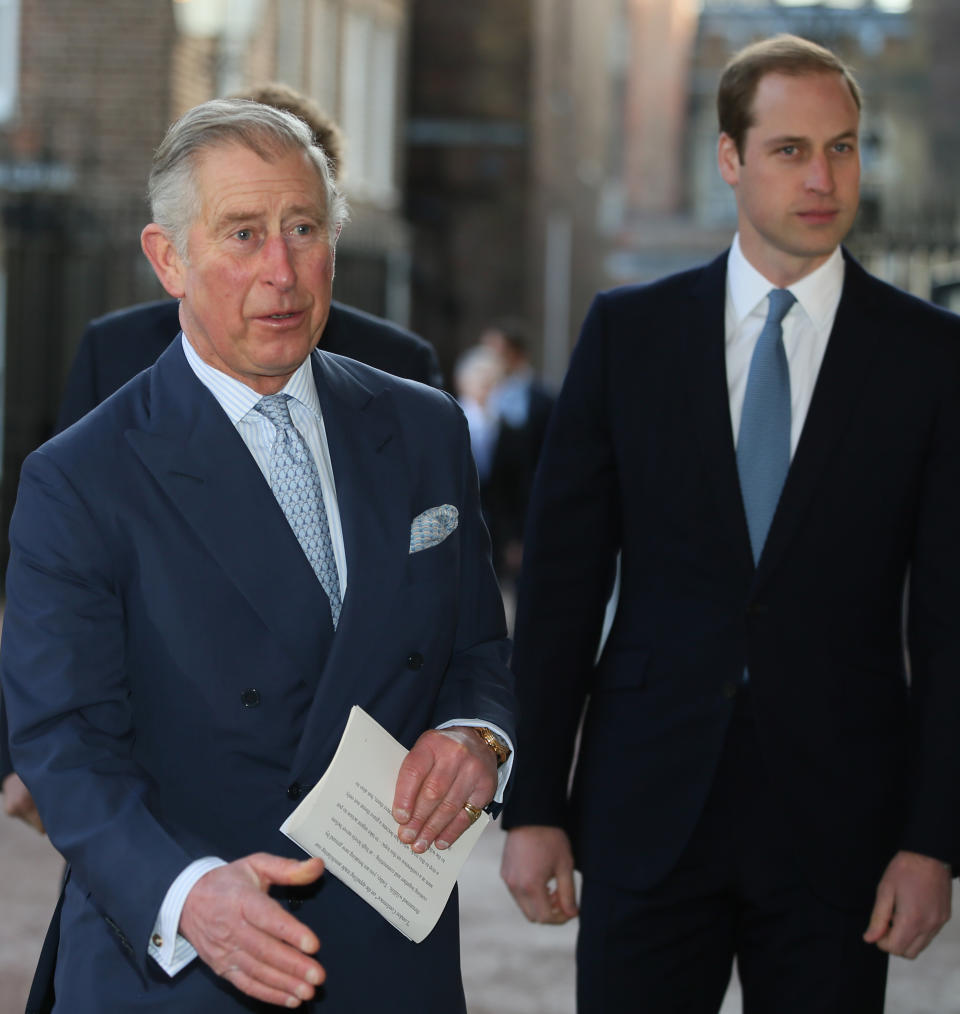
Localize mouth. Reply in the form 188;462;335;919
255;309;306;326
797;209;839;223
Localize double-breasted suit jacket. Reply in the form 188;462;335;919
1;339;514;1012
0;300;442;794
503;250;960;909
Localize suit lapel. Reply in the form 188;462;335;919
682;253;756;569
125;342;333;685
755;252;878;583
291;351;409;771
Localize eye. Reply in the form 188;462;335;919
234;228;253;242
833;141;854;154
779;145;798;157
292;223;313;236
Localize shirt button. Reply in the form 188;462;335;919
721;681;739;700
287;782;302;800
240;688;261;708
152;933;163;948
406;652;424;670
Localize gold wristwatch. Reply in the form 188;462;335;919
474;726;511;767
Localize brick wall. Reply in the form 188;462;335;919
11;0;177;210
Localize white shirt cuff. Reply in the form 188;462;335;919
148;857;227;976
437;719;514;802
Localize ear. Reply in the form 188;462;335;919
717;132;741;188
141;224;187;299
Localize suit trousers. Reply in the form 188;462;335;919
575;689;888;1014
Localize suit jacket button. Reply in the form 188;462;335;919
287;782;302;800
406;652;424;670
240;688;261;707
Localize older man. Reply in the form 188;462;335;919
1;99;514;1013
0;83;442;839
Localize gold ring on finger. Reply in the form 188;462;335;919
462;801;483;824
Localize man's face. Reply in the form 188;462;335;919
718;70;860;286
167;142;335;394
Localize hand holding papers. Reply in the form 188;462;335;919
280;706;490;942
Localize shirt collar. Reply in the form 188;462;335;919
727;233;845;333
181;334;322;425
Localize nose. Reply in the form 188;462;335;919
805;152;835;194
262;234;296;290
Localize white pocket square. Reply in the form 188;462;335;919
409;504;459;554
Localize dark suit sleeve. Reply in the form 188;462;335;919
1;446;193;977
501;297;620;829
901;353;960;866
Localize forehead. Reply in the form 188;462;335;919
749;70;859;133
192;141;327;223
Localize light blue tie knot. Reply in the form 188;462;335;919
737;289;796;564
256;393;342;627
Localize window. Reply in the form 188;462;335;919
0;0;20;124
340;8;399;202
308;0;338;115
275;0;308;91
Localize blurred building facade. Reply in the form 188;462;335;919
406;0;639;386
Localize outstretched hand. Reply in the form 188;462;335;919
392;727;498;853
180;853;326;1008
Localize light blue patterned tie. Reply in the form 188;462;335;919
737;289;796;564
256;393;341;628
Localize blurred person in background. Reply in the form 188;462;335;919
500;33;960;1014
479;319;554;585
452;343;504;492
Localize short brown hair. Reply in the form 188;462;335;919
231;82;344;180
718;34;862;162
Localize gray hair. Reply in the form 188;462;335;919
147;98;349;258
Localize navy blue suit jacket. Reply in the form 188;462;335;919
502;250;960;908
2;342;513;1012
0;299;442;788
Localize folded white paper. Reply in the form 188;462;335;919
280;705;489;942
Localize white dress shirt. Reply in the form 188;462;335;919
725;234;845;457
149;338;512;974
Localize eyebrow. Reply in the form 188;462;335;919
765;129;858;148
212;204;326;230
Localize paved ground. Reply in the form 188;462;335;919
3;812;960;1013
